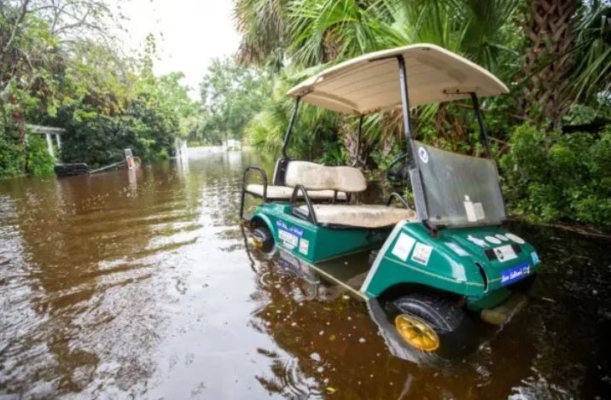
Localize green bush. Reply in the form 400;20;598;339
60;95;178;168
0;128;24;177
156;148;169;160
25;135;55;176
501;123;611;227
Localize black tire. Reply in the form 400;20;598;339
392;293;477;359
252;226;275;253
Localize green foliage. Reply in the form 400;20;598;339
501;124;611;226
198;57;271;145
370;143;402;171
60;94;179;168
0;127;24;177
0;2;197;177
244;73;340;160
25;135;54;176
570;0;611;103
317;141;347;166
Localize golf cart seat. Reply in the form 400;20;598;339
296;204;416;228
245;184;348;201
242;160;349;203
287;163;417;229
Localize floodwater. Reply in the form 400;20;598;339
0;148;609;399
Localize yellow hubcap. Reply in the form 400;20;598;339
252;237;264;249
395;314;440;352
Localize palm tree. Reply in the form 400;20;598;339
234;0;289;71
570;0;611;105
521;0;578;128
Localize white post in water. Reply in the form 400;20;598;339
181;140;188;159
124;148;135;170
175;139;188;160
55;134;61;150
45;133;55;159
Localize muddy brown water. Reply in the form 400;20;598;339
0;149;609;399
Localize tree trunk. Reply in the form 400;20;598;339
521;0;577;129
342;128;370;168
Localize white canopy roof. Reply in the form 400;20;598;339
287;44;509;114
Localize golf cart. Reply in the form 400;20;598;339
240;44;541;356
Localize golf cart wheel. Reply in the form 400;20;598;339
252;226;275;253
393;294;476;356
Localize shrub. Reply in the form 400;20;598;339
0;128;24;177
60;95;178;168
501;123;611;227
25;135;55;176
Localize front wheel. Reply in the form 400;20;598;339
392;294;477;358
251;225;275;253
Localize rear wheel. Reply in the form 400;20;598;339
392;294;476;358
252;225;275;253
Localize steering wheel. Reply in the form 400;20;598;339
385;152;410;183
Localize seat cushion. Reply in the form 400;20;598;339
246;184;347;201
299;204;417;228
285;161;367;192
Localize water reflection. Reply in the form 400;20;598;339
0;149;608;399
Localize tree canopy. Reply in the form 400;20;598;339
0;0;198;173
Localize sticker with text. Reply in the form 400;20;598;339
411;242;433;265
278;229;298;250
391;233;416;261
276;220;303;238
418;147;429;163
299;238;310;255
494;245;518;262
501;263;530;286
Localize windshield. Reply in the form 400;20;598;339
413;141;506;227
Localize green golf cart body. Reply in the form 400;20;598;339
240;43;541;354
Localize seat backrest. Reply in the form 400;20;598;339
285;161;367;193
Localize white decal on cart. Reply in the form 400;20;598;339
411;242;433;265
464;196;477;222
299;238;310;255
506;233;525;244
485;236;502;245
391;233;416;261
446;242;469;257
495;234;509;241
467;235;488;248
418;147;429;163
494;245;518;262
278;229;298;249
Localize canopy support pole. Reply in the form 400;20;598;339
353;115;364;167
470;93;492;158
281;97;301;160
397;56;416;165
397;55;432;229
